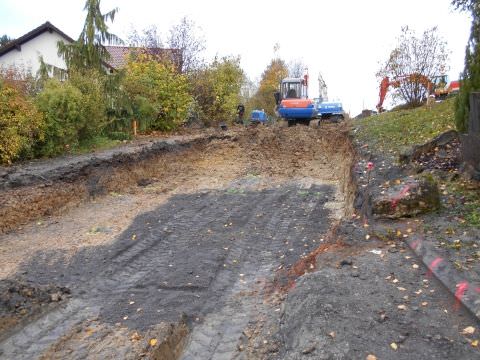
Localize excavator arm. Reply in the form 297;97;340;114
376;74;434;112
376;77;391;112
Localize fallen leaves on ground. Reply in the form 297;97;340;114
149;338;158;347
462;326;476;335
130;332;141;341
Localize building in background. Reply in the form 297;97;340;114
0;22;73;79
0;22;181;79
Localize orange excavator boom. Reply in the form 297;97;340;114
376;74;434;112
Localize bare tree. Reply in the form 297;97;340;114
288;59;307;78
451;0;475;11
241;77;258;101
167;17;206;73
377;26;449;107
126;25;171;63
127;25;163;48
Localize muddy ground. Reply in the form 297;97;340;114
0;124;479;359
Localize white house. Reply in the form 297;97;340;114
0;21;181;78
0;22;74;78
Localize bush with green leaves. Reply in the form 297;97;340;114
122;55;192;131
189;56;244;125
35;74;107;156
35;80;84;155
0;82;44;164
68;69;108;139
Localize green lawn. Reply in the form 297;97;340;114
355;98;456;154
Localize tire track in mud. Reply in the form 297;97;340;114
0;179;338;359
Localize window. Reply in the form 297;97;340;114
52;66;67;81
282;81;302;99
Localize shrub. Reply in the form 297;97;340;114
68;69;108;139
0;67;39;97
35;79;86;156
189;57;245;125
0;82;44;164
107;131;132;141
122;55;192;131
35;72;108;156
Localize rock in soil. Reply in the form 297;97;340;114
372;177;440;219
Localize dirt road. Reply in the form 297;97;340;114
0;124;478;359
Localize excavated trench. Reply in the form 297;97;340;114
0;133;234;234
0;124;356;359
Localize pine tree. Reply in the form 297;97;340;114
452;0;480;132
58;0;122;71
0;35;12;47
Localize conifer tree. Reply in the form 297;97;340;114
58;0;122;71
452;0;480;131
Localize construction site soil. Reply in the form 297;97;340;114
0;124;479;359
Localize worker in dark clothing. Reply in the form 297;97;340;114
236;104;245;124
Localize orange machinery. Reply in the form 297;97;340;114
376;74;460;112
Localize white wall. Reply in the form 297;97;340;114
0;31;71;76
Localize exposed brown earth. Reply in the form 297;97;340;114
0;124;354;359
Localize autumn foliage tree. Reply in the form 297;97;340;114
250;58;289;116
122;55;192;131
452;0;480;132
377;26;449;108
0;82;44;164
189;56;244;125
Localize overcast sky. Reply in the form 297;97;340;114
0;0;472;115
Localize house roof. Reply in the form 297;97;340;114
105;46;181;69
0;21;74;57
104;46;134;69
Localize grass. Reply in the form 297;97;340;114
72;136;123;155
446;180;480;228
226;188;246;195
355;98;456;154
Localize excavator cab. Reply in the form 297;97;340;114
280;77;308;100
432;75;449;88
432;75;449;99
274;74;316;124
282;81;301;99
274;75;309;105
